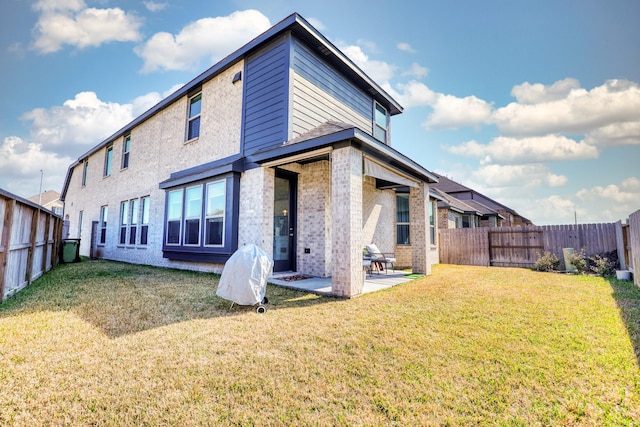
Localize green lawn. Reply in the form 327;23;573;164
1;261;639;425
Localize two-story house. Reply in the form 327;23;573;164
60;13;439;297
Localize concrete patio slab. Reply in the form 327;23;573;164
268;270;423;297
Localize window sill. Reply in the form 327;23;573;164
184;136;199;145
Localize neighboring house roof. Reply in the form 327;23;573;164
61;13;403;201
27;190;62;209
431;172;529;224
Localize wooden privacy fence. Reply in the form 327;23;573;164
439;223;622;270
0;189;63;302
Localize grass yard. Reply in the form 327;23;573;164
1;261;639;425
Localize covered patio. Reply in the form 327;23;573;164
269;269;424;297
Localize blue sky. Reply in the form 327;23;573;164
1;0;639;225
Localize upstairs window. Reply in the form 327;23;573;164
187;93;202;141
81;160;89;186
104;145;113;176
374;102;387;143
396;194;410;245
122;135;131;169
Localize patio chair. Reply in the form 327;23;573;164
365;244;396;274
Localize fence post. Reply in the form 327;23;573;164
0;199;16;301
615;220;626;270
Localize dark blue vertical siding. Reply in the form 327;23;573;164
292;38;372;120
242;36;289;155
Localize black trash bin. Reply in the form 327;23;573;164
61;238;81;263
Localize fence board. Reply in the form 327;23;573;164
439;222;622;269
0;189;62;301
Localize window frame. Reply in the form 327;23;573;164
99;205;108;245
122;135;131;169
429;199;436;246
140;196;150;245
104;145;113;177
204;180;226;247
183;185;203;246
81;160;88;187
162;173;239;263
186;92;202;141
373;101;388;143
119;200;129;245
396;193;410;245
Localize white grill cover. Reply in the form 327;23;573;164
217;244;274;305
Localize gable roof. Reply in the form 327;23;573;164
61;13;403;200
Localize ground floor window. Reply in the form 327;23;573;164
119;196;150;246
396;193;410;245
429;199;436;245
99;205;108;244
162;173;238;263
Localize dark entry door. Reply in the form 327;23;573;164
273;171;297;272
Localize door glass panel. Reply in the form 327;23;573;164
273;177;290;263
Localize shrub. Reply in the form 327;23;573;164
568;249;588;274
588;251;618;277
533;251;560;272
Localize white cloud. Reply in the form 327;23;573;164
0;136;73;197
402;62;429;79
135;10;271;73
391;81;437;108
143;1;168;12
443;135;599;164
471;164;567;189
397;42;416;53
340;44;397;84
424;94;492;130
492;79;640;136
584;120;640;147
511;78;580;104
31;0;142;53
21;92;134;155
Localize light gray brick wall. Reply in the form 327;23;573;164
410;183;431;275
298;160;332;277
362;175;395;255
63;61;244;274
238;167;274;255
331;146;363;297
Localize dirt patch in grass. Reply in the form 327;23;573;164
1;261;639;425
